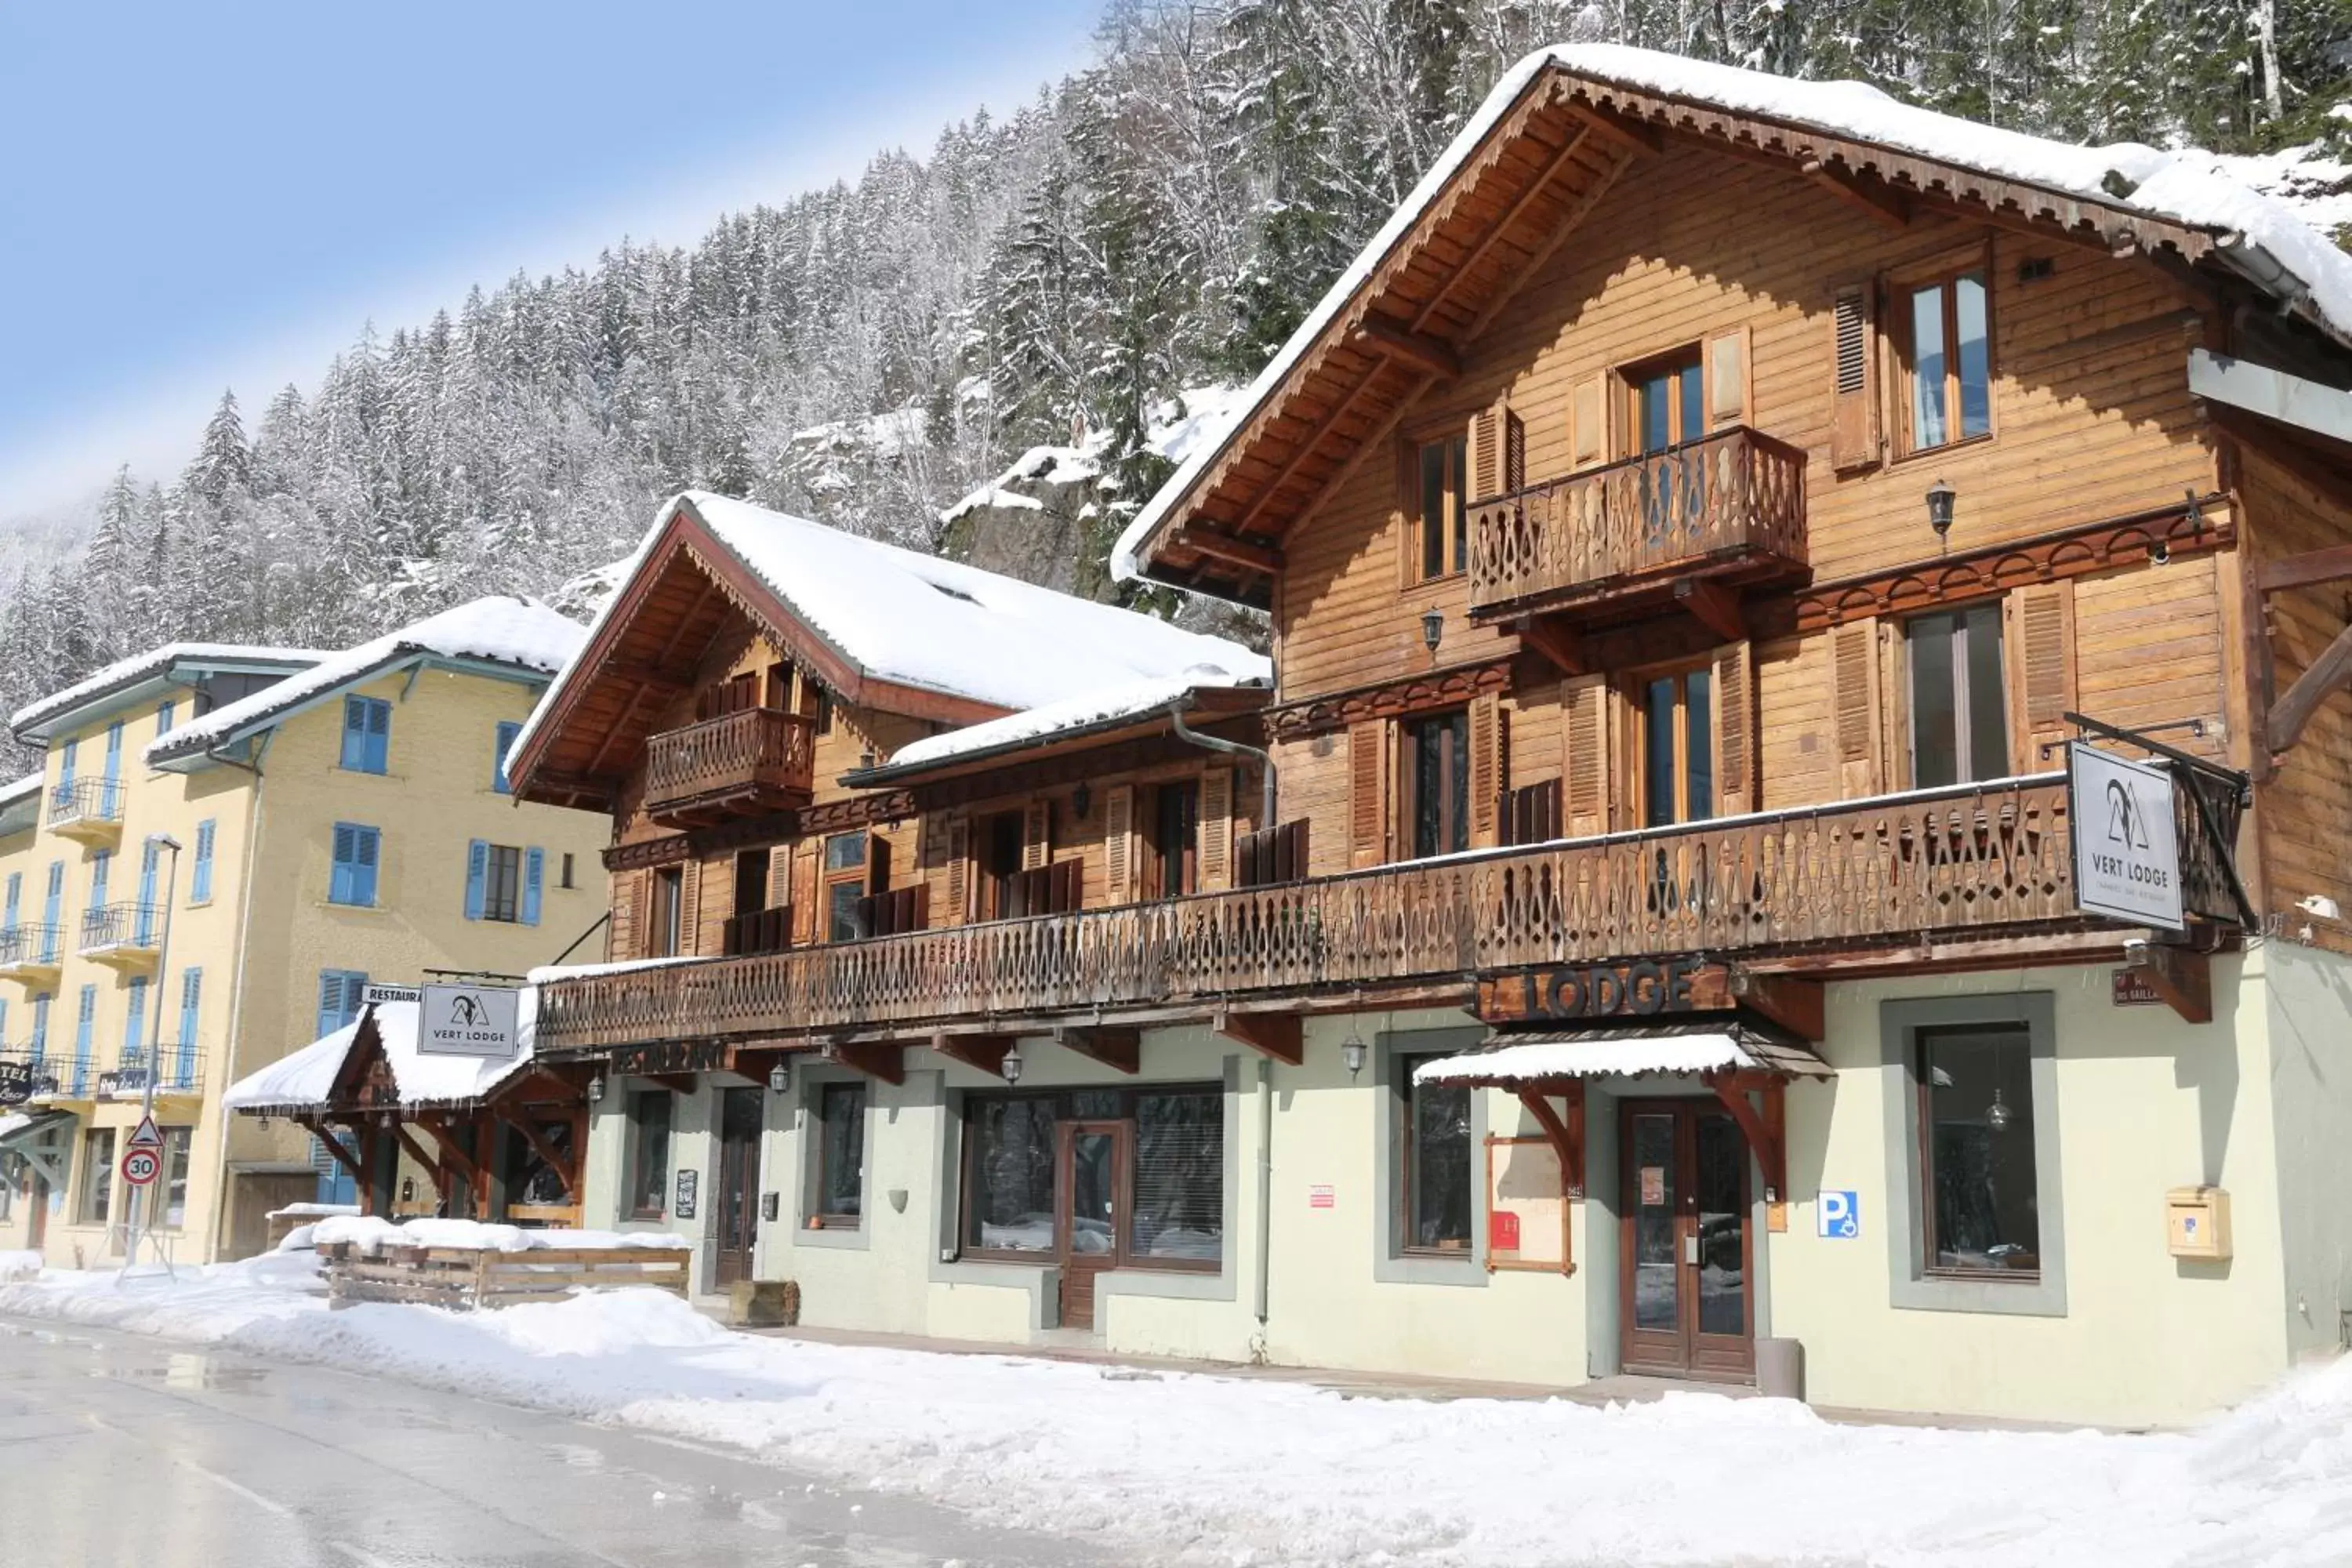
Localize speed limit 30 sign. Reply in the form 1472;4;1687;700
120;1146;163;1187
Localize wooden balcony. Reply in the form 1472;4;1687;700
538;775;2229;1056
642;708;815;827
78;902;163;971
0;924;64;985
1468;426;1809;626
45;778;124;847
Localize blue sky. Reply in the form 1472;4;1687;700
0;1;1100;514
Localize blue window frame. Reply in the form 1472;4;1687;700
191;819;216;903
39;862;63;960
58;738;76;788
122;975;148;1061
136;840;160;944
329;823;380;907
315;970;368;1040
89;848;112;910
30;993;50;1060
175;968;201;1086
492;720;522;793
340;696;390;774
156;699;176;736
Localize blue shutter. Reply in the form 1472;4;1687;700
30;993;49;1058
89;849;111;909
4;872;18;929
341;697;364;769
340;972;368;1024
73;985;95;1083
123;976;147;1058
58;739;76;787
176;968;201;1084
355;826;379;906
522;848;544;926
315;972;340;1039
465;840;488;920
330;824;354;904
493;721;521;793
192;819;215;903
104;720;122;778
0;999;9;1047
40;862;62;960
366;698;390;773
156;700;175;736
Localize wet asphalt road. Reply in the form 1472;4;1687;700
0;1315;1102;1567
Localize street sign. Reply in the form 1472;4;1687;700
125;1115;164;1152
363;984;421;1007
120;1146;162;1187
1818;1190;1859;1239
2068;742;2185;931
418;983;520;1057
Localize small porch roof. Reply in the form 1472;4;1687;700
221;999;543;1118
1415;1025;1831;1087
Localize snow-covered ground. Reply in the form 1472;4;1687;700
4;1251;2350;1566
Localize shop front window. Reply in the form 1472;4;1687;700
815;1082;866;1227
1400;1060;1471;1252
626;1091;671;1218
1918;1022;2039;1276
963;1087;1221;1268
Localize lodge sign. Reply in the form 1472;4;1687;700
1477;960;1729;1024
2067;742;2185;931
612;1038;730;1077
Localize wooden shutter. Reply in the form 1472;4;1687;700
1348;718;1392;868
1829;282;1879;470
679;858;703;956
1102;785;1137;904
1021;800;1051;871
1468;692;1504;848
1709;641;1756;816
1561;674;1612;837
618;869;648;961
791;844;818;945
1878;619;1913;792
767;845;791;910
2006;582;2078;769
940;813;971;925
1468;398;1526;503
1831;618;1884;797
1570;373;1608;467
1706;327;1750;430
1199;768;1234;891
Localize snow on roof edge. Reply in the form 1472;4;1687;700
871;663;1272;775
11;643;328;736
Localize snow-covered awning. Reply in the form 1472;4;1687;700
846;666;1270;783
222;997;546;1116
1414;1026;1831;1087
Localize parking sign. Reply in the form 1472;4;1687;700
1818;1190;1859;1239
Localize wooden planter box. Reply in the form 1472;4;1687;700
320;1240;691;1311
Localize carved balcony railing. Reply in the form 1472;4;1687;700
45;777;125;846
1468;426;1809;623
643;708;815;827
536;775;2180;1055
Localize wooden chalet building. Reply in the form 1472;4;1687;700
515;46;2352;1427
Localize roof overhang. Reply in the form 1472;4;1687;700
2188;347;2352;449
14;651;321;743
144;649;553;773
841;684;1269;788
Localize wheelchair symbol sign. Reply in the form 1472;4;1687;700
1819;1190;1860;1239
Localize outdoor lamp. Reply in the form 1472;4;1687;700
1925;479;1956;545
587;1073;606;1104
1421;608;1445;657
1000;1044;1025;1085
1341;1024;1368;1080
1072;782;1092;820
768;1058;792;1095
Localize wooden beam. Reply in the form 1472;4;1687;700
412;1115;484;1186
827;1042;906;1087
928;1032;1014;1079
1566;101;1664;156
1513;615;1585;677
2266;615;2352;755
1229;365;1384;538
1173;528;1285;576
292;1116;365;1186
1288;372;1442;532
1705;1073;1785;1203
1347;318;1461;379
1515;1083;1585;1199
1728;969;1825;1041
1051;1025;1141;1075
1798;158;1911;229
1675;577;1746;642
1464;149;1636;344
393;1123;451;1202
495;1110;581;1205
1411;125;1591;332
1213;1008;1303;1066
2256;543;2352;594
593;659;692;694
2129;942;2215;1025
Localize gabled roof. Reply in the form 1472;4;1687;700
1116;43;2352;606
220;999;539;1115
146;597;586;771
510;491;1265;805
11;643;327;742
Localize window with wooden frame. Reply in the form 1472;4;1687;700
1907;602;2009;787
960;1084;1221;1269
1900;266;1992;455
1414;434;1469;581
1396;1057;1471;1253
1146;779;1200;898
1403;709;1471;858
812;1081;866;1228
1623;348;1706;459
696;670;760;721
822;831;868;941
649;866;684;957
1917;1022;2039;1277
1633;665;1715;828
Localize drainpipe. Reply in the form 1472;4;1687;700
1168;698;1276;829
1255;1058;1272;1330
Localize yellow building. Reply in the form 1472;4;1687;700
0;599;610;1265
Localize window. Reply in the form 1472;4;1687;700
649;867;683;956
1131;1087;1222;1263
814;688;834;735
1637;666;1715;828
625;1091;671;1218
1415;435;1469;579
89;848;112;909
479;844;522;923
29;993;50;1059
103;720;123;787
964;1095;1058;1254
560;852;576;891
174;968;201;1087
316;970;368;1039
1148;781;1200;898
1628;350;1705;456
491;720;522;793
961;1086;1222;1268
340;695;391;773
814;1082;866;1227
157;1127;191;1230
72;985;96;1080
1405;710;1470;858
1399;1059;1472;1252
1907;604;2009;787
191;818;216;903
1918;1022;2039;1276
122;975;148;1062
58;736;76;789
155;699;176;737
1904;269;1991;452
80;1128;116;1225
824;831;867;942
329;823;380;906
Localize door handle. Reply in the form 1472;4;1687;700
1683;1233;1698;1265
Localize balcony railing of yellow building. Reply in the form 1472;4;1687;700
100;1045;201;1099
45;777;125;844
0;923;64;973
642;707;817;826
1467;426;1809;622
78;902;163;964
539;774;2234;1055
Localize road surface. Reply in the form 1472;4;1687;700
0;1315;1101;1566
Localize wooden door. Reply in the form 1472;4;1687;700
712;1087;765;1289
1619;1100;1754;1381
1055;1120;1129;1330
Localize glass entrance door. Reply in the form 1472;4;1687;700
712;1087;764;1289
1057;1120;1129;1330
1619;1100;1754;1379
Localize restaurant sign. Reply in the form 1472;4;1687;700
1477;959;1728;1024
612;1039;731;1077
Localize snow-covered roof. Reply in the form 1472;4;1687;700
221;998;539;1113
1116;42;2352;583
0;772;39;807
862;663;1269;779
10;642;327;740
523;955;704;987
147;596;586;768
1415;1026;1830;1084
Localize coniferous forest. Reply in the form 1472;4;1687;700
5;0;2350;753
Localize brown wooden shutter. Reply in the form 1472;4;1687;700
1878;619;1913;793
2006;582;2078;769
617;869;647;961
1831;618;1884;797
1199;768;1233;891
1709;641;1756;816
1348;718;1392;868
1102;785;1136;904
1706;327;1750;430
1570;374;1608;467
1465;401;1525;503
679;858;703;956
791;844;818;945
1830;283;1879;470
941;813;970;925
1468;692;1504;848
766;846;791;911
1021;800;1051;871
1561;674;1612;837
